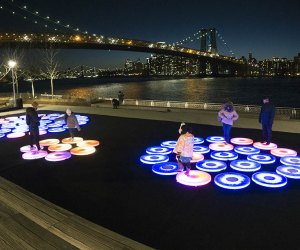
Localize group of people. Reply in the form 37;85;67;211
173;97;276;175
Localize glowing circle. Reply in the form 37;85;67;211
77;140;100;147
280;156;300;166
62;137;83;144
176;170;211;187
193;145;210;154
146;146;172;155
214;172;251;190
140;154;169;164
210;151;238;161
7;132;25;138
45;152;72;162
190;152;205;163
253;142;278;150
196;160;227;172
48;128;66;133
152;162;179;175
206;136;225;143
252;172;287;188
160;140;177;148
230;160;261;172
209;142;234;151
22;150;48;160
39;139;60;146
0;128;11;133
47;123;62;128
70;146;96;156
194;137;205;144
276;165;300;179
270;148;297;157
48;143;72;152
0;133;4;138
247;154;276;164
5;116;19;121
230;137;253;145
234;146;260;155
20;145;44;153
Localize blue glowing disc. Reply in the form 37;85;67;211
78;121;87;125
40;120;53;124
193;145;210;154
48;128;66;133
0;133;5;138
234;146;260;155
140;154;169;164
1;124;15;129
0;128;12;134
214;172;251;190
194;137;205;144
280;156;300;167
252;171;287;188
152;162;178;175
196;160;227;172
210;151;238;161
47;123;62;128
230;160;261;172
12;128;29;133
160;140;177;148
146;146;172;155
206;136;225;143
276;165;300;179
247;154;276;164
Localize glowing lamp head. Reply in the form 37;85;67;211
8;60;17;68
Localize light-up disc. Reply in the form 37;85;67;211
4;116;19;121
270;148;297;157
140;154;169;164
22;150;48;160
194;137;205;144
0;128;11;133
1;124;16;129
176;170;211;187
146;146;172;155
234;146;260;155
48;143;72;152
0;133;5;138
206;136;225;143
247;154;276;164
190;152;205;163
48;128;66;133
230;160;261;172
47;123;62;128
230;137;253;145
209;142;234;151
276;165;300;179
45;152;72;162
12;128;29;133
28;130;47;136
214;172;251;190
7;132;25;138
77;140;100;147
193;145;210;154
253;142;278;150
196;160;227;172
210;151;238;161
160;140;177;148
20;145;44;153
39;139;60;146
70;146;96;156
62;137;83;144
152;162;178;175
252;171;287;188
280;156;300;166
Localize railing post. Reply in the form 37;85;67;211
167;101;170;108
151;101;154;107
204;103;207;110
185;102;188;108
135;100;139;106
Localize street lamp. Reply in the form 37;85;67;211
8;60;17;107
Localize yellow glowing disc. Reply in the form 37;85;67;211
70;146;96;156
39;139;60;146
77;140;100;147
62;137;84;144
48;143;73;152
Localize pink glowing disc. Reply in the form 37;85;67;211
271;148;297;157
7;132;26;138
70;146;96;156
45;152;72;161
209;142;234;151
48;143;72;152
190;152;205;163
39;139;60;146
230;137;253;145
20;145;44;153
22;150;48;160
176;170;211;187
253;142;278;150
77;140;100;147
62;137;83;144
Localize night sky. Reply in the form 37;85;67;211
0;0;299;68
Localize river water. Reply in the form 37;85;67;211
1;77;300;107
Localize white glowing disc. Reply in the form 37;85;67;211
77;140;100;147
252;171;287;188
176;170;211;187
45;152;72;162
276;165;300;179
270;148;297;157
7;132;26;138
39;139;60;146
209;142;234;151
230;137;253;145
253;142;278;150
70;146;96;156
48;143;72;152
62;137;84;144
190;152;205;163
22;150;48;160
20;145;44;153
206;136;225;143
280;156;300;166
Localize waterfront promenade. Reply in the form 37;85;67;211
1;104;300;249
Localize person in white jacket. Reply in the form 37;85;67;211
218;102;239;144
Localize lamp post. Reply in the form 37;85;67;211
8;60;17;107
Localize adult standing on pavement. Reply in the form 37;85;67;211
118;91;124;105
26;101;41;151
259;97;275;145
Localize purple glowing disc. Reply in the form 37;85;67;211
45;151;72;162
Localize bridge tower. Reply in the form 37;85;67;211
200;28;217;54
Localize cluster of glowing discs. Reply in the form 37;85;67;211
230;160;261;172
209;142;234;151
252;172;287;188
247;154;276;164
230;137;253;145
140;154;169;164
276;165;300;179
280;156;300;166
146;146;172;155
206;136;225;143
234;146;260;155
210;151;238;161
176;170;211;187
214;172;251;189
152;162;179;175
196;160;227;172
270;148;297;157
253;142;278;150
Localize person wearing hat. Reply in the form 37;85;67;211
26;101;41;151
259;97;275;145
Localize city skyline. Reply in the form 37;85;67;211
0;0;299;67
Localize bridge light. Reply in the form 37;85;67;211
46;16;50;19
74;35;81;41
35;11;39;14
23;6;27;9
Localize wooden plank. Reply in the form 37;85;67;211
0;201;19;220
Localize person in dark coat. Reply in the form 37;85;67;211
26;101;41;151
259;97;275;145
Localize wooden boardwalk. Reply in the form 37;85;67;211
0;177;154;250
